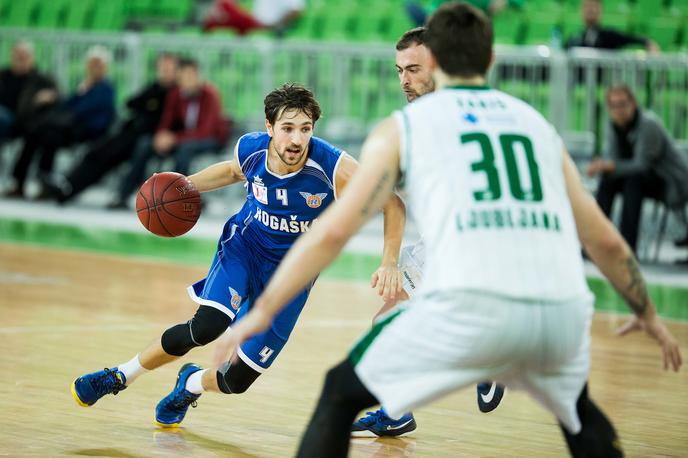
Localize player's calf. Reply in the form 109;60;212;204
560;384;623;458
297;359;378;458
216;359;261;394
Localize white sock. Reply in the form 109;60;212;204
117;354;148;385
185;369;207;394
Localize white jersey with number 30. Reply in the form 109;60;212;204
395;86;590;301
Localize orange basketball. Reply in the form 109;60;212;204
135;172;201;237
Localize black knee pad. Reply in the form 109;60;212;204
216;358;261;394
161;306;231;356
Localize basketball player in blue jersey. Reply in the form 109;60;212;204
71;83;407;427
349;27;504;437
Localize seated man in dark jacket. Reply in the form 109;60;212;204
0;41;58;143
44;53;178;203
110;57;229;208
587;84;688;254
566;0;658;52
6;46;116;198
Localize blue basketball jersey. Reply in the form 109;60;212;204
231;132;344;263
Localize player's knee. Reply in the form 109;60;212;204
188;307;231;346
160;306;231;356
160;323;195;356
216;359;261;394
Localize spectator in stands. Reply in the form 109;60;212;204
587;84;688;254
566;0;659;52
43;53;179;204
109;57;229;209
203;0;304;36
4;45;115;199
0;41;58;143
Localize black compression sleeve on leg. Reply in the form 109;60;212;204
216;358;261;394
296;358;378;458
560;384;623;458
161;306;232;356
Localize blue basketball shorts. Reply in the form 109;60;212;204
187;218;313;372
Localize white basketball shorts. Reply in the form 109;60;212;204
351;290;594;434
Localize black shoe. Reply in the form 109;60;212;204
35;183;61;201
675;236;688;248
477;381;505;413
2;188;24;199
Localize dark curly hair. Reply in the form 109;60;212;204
264;83;322;125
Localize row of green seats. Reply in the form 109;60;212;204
289;0;687;47
493;9;687;49
0;0;125;31
126;0;193;22
0;0;194;30
1;0;686;49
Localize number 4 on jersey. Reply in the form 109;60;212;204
259;346;274;363
276;188;288;206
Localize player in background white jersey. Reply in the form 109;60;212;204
350;26;503;439
214;3;682;457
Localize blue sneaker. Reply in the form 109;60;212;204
155;363;203;427
351;409;416;437
477;381;505;413
72;367;127;407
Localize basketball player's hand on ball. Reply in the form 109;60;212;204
213;308;271;367
617;313;683;372
371;264;403;304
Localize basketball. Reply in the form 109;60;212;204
136;172;202;237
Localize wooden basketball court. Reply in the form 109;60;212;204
1;243;686;457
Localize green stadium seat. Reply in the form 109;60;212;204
64;0;95;30
91;0;126;31
605;12;631;31
158;0;193;21
0;0;10;23
633;0;670;18
4;0;38;27
522;0;563;19
319;5;354;41
353;11;386;42
561;16;582;42
35;0;67;29
492;12;526;45
644;17;681;50
525;15;560;45
126;0;153;19
386;14;415;43
287;12;319;40
604;0;632;17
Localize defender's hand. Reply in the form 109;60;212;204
617;315;682;372
371;264;403;304
212;308;271;367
